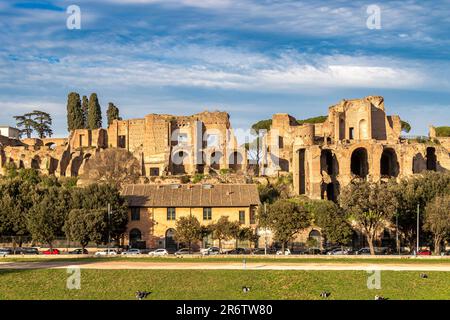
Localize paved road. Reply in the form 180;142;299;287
1;261;450;271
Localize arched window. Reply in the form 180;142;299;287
380;148;398;177
129;228;142;242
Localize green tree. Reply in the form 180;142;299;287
30;110;53;138
27;187;71;249
71;183;128;243
210;216;236;251
64;209;106;249
67;92;84;131
259;199;311;252
392;171;450;250
423;195;450;255
81;95;89;129
87;93;102;129
14;113;36;138
307;199;353;248
106;102;120;127
174;215;202;251
340;179;397;255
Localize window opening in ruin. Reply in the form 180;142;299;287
298;149;306;194
349;127;354;140
118;135;126;148
426;147;437;171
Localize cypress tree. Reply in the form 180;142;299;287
87;93;102;129
81;95;89;129
67;92;83;131
106;102;120;127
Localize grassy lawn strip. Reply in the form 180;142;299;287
2;256;450;264
0;269;448;300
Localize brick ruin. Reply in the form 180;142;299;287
261;96;450;200
0;96;449;202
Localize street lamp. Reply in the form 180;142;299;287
416;203;420;255
107;203;112;252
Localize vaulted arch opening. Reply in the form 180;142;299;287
380;148;399;177
350;148;368;178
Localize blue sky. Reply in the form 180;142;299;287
0;0;449;137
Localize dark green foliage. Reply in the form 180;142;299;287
392;171;450;249
67;92;84;131
296;115;327;125
251;119;272;132
26;187;72;248
424;195;450;254
258;184;280;204
340;179;398;255
259;199;311;251
81;95;89;129
13;113;35;138
30;110;53;138
174;215;202;250
71;183;128;243
401;120;411;133
210;216;239;250
106;102;120;127
87;93;102;129
64;209;106;248
435;126;450;137
307;200;352;246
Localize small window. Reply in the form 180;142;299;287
131;207;140;221
249;206;256;224
349;127;354;140
239;210;245;224
167;207;176;220
278;136;284;148
118;135;126;148
150;167;160;176
203;207;212;220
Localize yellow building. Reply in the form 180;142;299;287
122;184;260;250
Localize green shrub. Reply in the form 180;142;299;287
192;174;204;184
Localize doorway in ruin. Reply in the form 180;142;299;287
380;148;399;177
196;151;206;174
350;147;368;178
228;151;243;172
298;149;306;194
31;156;41;170
320;149;336;175
426;147;437;171
210;151;222;170
172;151;188;175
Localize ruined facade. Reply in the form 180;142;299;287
262;96;450;201
0;111;247;178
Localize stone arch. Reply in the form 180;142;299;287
45;142;56;150
320;149;339;175
359;119;369;140
380;148;399;177
350;147;369;178
426;147;437;171
228;151;243;171
70;153;84;176
210;151;223;170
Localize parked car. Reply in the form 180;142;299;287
174;248;194;256
225;247;248;255
0;248;12;257
200;247;221;255
305;248;322;255
417;249;432;256
276;249;291;255
327;248;352;255
20;247;40;255
68;248;89;255
94;249;118;256
441;250;450;256
42;248;60;255
121;249;142;255
149;249;169;256
355;248;372;255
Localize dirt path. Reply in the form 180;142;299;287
1;261;450;271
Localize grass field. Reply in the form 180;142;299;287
0;269;449;300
